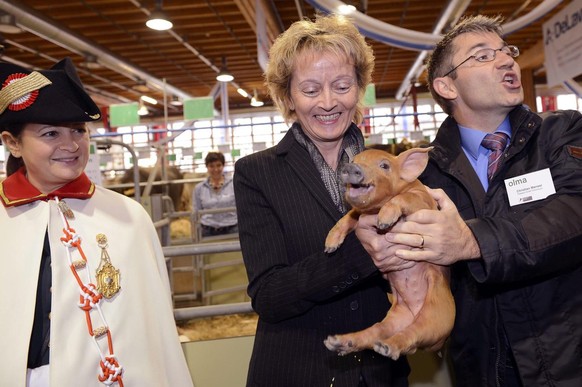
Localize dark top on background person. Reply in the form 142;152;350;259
355;15;582;387
0;58;193;387
192;151;237;237
234;13;409;387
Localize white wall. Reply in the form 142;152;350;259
182;335;452;387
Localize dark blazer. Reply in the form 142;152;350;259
422;106;582;386
234;126;410;387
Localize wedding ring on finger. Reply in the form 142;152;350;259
419;234;425;249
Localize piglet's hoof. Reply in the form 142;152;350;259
324;335;354;356
324;245;338;254
373;341;416;361
373;342;397;360
324;232;345;254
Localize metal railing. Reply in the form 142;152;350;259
174;301;253;321
109;180;248;320
164;238;248;312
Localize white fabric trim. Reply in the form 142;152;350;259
27;365;50;387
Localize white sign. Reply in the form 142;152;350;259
542;0;582;87
504;168;555;207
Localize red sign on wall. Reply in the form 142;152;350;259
541;96;557;112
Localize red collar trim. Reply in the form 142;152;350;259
0;168;95;207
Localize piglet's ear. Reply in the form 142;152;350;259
398;147;433;183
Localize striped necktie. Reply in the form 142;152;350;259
481;132;508;181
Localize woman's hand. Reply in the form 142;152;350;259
355;213;416;273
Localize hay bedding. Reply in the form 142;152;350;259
177;313;258;342
171;217;192;239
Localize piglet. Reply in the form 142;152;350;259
324;147;455;360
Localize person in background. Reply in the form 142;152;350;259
234;13;409;387
0;58;193;387
192;151;237;237
355;15;582;387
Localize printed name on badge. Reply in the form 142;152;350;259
504;168;556;206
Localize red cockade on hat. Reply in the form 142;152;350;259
0;58;100;124
3;73;40;111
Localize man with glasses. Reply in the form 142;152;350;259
356;15;582;387
441;44;520;78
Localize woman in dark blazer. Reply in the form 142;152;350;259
234;14;410;387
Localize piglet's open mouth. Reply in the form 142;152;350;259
348;183;374;197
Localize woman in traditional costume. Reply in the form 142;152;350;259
0;58;193;387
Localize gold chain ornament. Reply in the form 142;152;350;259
55;198;124;386
96;233;121;299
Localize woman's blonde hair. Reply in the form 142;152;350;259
265;13;374;124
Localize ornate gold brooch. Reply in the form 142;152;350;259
95;233;121;299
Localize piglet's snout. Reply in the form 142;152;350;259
341;163;365;185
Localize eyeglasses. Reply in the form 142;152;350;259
442;45;520;77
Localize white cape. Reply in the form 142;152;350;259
0;186;193;387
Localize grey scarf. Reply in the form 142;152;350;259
291;122;365;213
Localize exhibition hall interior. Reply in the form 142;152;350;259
0;0;580;386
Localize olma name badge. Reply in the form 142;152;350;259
504;168;556;206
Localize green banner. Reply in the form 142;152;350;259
363;83;377;107
109;102;139;127
184;97;215;120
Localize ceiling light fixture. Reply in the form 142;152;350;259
140;95;158;105
80;54;101;69
132;79;149;93
170;96;183;106
250;89;264;107
138;100;149;116
146;0;173;31
237;88;249;98
337;4;357;15
216;57;234;82
0;13;22;34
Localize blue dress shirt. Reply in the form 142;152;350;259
459;117;512;191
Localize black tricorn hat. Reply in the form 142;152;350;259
0;57;101;126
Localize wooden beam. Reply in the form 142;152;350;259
234;0;282;44
521;68;538;112
517;40;545;70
